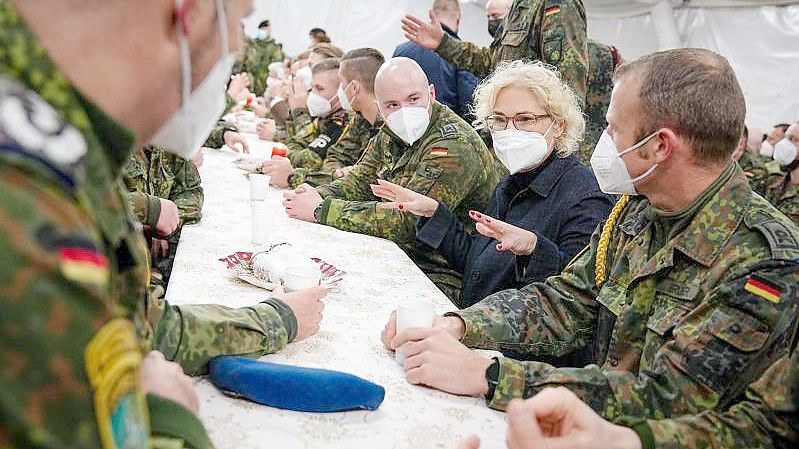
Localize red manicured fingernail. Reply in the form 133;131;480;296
398;204;404;210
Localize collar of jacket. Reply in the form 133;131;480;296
0;1;135;178
621;162;751;268
441;24;459;40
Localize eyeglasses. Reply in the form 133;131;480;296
485;113;551;132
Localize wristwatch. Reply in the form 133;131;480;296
485;357;500;400
313;202;325;223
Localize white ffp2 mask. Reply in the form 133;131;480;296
590;130;658;195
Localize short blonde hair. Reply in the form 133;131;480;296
472;60;585;157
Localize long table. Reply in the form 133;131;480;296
166;136;507;449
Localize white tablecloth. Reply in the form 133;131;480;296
166;136;507;449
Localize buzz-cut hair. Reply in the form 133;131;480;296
340;48;386;94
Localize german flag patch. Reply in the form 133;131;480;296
59;247;110;286
744;276;783;304
544;6;561;17
431;148;449;156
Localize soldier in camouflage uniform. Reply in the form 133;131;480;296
0;2;325;448
284;58;503;302
737;145;783;197
402;0;589;105
123;146;204;290
580;39;621;164
234;20;284;97
382;49;799;439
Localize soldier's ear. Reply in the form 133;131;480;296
428;84;436;105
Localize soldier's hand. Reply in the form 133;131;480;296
262;156;294;188
224;131;250;153
502;388;643;449
192;150;204;169
257;119;277;140
382;312;466;350
156;199;180;237
252;103;269;118
227;73;251;102
140;351;200;414
282;184;323;222
371;179;439;217
392;327;492;397
456;436;481;449
470;210;538;256
402;10;445;51
271;286;327;342
288;76;309;111
334;165;356;179
151;238;170;259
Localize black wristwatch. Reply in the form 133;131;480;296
485;357;500;400
313;202;325;223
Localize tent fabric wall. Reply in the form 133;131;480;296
248;0;798;128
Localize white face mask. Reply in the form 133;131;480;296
338;82;356;112
383;92;431;146
296;66;313;91
760;141;775;158
150;0;233;159
492;121;556;174
306;90;335;117
773;138;798;166
590;130;659;195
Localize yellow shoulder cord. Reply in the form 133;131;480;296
595;195;630;285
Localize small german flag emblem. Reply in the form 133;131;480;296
544;6;561;17
431;148;449;156
744;276;782;304
59;247;110;286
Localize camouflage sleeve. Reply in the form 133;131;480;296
287;147;324;171
459;259;799;425
168;155;204;225
635;354;797;449
540;0;589;106
289;167;333;189
316;136;381;201
203;122;238;150
145;295;295;376
322;115;369;173
285;113;318;155
318;141;482;243
436;32;495;78
128;191;162;228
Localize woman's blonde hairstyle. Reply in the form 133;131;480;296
472;60;585;157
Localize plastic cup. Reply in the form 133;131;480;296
251;203;272;245
283;265;321;292
395;300;436;364
250;174;270;201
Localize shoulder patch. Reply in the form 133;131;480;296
544;6;561;17
430;147;449;156
439;123;459;139
60;247;110;286
750;218;799;259
744;275;783;303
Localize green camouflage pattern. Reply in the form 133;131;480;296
580;39;617;164
0;5;293;448
640;351;799;448
287;108;350;171
764;172;799;228
316;103;503;303
738;151;783;197
453;163;799;427
290;112;378;188
233;36;284;97
283;106;319;154
436;0;589;106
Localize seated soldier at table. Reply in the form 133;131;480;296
282;57;503;302
262;58;364;189
272;51;314;144
379;49;799;431
123;145;204;297
371;61;613;308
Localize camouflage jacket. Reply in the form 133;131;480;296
580;39;618;164
0;5;295;448
286;108;351;172
453;163;799;427
123;146;204;229
289;113;381;188
316;102;503;301
739;150;783;197
233;36;284;97
436;0;588;106
765;172;799;228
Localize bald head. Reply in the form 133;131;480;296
374;57;435;118
486;0;513;20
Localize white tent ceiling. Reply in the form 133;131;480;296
249;0;799;127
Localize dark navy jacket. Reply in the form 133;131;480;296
394;25;480;120
416;154;614;308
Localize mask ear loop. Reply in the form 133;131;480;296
175;0;192;109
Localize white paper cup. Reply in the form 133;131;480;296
283;265;321;292
251;203;272;245
395;300;436;364
250;174;270;201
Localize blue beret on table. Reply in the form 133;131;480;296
209;356;385;412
